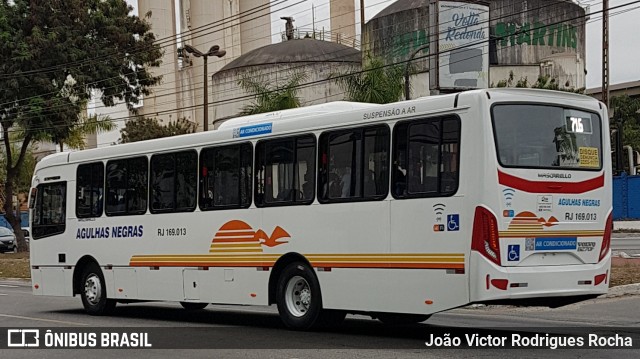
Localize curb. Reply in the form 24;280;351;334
599;283;640;298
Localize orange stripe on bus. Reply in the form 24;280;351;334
213;231;256;237
212;237;259;242
208;249;264;253
129;261;463;269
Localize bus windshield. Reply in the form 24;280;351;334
492;104;602;170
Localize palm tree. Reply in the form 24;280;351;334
237;71;308;116
61;113;116;151
333;53;404;104
28;113;115;152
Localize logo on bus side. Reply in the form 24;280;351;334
210;220;291;253
508;211;558;230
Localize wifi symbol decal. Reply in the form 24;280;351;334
503;188;515;207
433;203;446;222
502;188;515;200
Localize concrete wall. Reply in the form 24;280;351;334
363;0;586;96
330;0;356;45
138;0;181;123
181;0;272;131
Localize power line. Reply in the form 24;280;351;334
3;0;594;118
2;0;634;140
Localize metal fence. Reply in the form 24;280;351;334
613;173;640;219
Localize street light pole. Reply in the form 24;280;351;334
404;44;430;101
184;44;226;132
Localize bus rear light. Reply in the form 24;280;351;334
599;213;613;262
472;207;501;266
490;279;509;290
594;271;608;286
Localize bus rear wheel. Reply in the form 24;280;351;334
80;263;116;315
276;262;324;330
180;302;208;310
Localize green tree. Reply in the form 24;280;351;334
0;0;162;251
333;53;404;104
120;117;197;143
492;71;585;93
237;71;308;116
610;94;640;156
0;138;37;206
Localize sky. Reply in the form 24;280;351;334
125;0;638;90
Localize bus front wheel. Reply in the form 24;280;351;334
80;263;116;315
276;262;324;330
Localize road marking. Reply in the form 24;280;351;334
0;313;88;326
0;294;7;296
0;284;19;288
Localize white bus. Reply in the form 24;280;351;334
29;89;612;330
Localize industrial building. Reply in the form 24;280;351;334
93;0;591;140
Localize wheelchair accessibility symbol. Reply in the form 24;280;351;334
507;244;520;261
447;214;459;231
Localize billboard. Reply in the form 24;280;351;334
438;1;489;89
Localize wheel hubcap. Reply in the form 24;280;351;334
285;276;311;317
84;274;102;305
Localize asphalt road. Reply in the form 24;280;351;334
0;279;639;358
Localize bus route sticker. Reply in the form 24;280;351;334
578;147;599;168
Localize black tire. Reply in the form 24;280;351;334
80;262;116;315
180;302;208;310
377;313;430;325
276;262;324;330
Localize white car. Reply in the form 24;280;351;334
0;227;16;253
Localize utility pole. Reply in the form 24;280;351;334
602;0;610;110
360;0;365;35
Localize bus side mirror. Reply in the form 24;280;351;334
635;151;640;167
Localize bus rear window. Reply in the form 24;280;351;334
492;105;602;170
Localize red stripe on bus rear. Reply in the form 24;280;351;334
497;170;604;194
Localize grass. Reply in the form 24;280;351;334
0;252;30;279
1;253;639;287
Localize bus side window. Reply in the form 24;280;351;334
255;135;315;207
76;162;104;218
105;156;148;216
392;116;460;198
318;125;389;203
200;143;252;210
